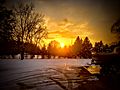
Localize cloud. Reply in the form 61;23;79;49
45;16;93;40
48;31;76;38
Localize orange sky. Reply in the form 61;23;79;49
44;17;95;46
33;0;120;46
8;0;120;46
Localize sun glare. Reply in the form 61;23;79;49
60;43;65;48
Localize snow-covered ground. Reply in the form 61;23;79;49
0;59;91;74
0;59;99;90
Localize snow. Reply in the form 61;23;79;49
0;59;93;90
0;59;91;73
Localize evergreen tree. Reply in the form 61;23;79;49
82;37;92;58
73;36;82;58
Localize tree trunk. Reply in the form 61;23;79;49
21;50;24;60
42;54;45;59
21;45;24;60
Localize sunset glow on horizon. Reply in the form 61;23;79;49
44;16;96;46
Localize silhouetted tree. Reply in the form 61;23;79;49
0;0;16;57
41;44;47;59
67;46;74;58
0;0;15;42
82;37;92;58
93;41;104;53
103;44;110;53
47;43;51;59
12;2;46;60
24;42;40;55
73;36;82;58
47;40;60;58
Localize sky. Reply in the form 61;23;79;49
6;0;120;46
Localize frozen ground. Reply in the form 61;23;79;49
0;59;100;90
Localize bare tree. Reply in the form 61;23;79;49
13;3;47;60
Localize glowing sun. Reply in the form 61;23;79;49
60;43;65;48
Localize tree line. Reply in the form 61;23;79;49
40;36;118;59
